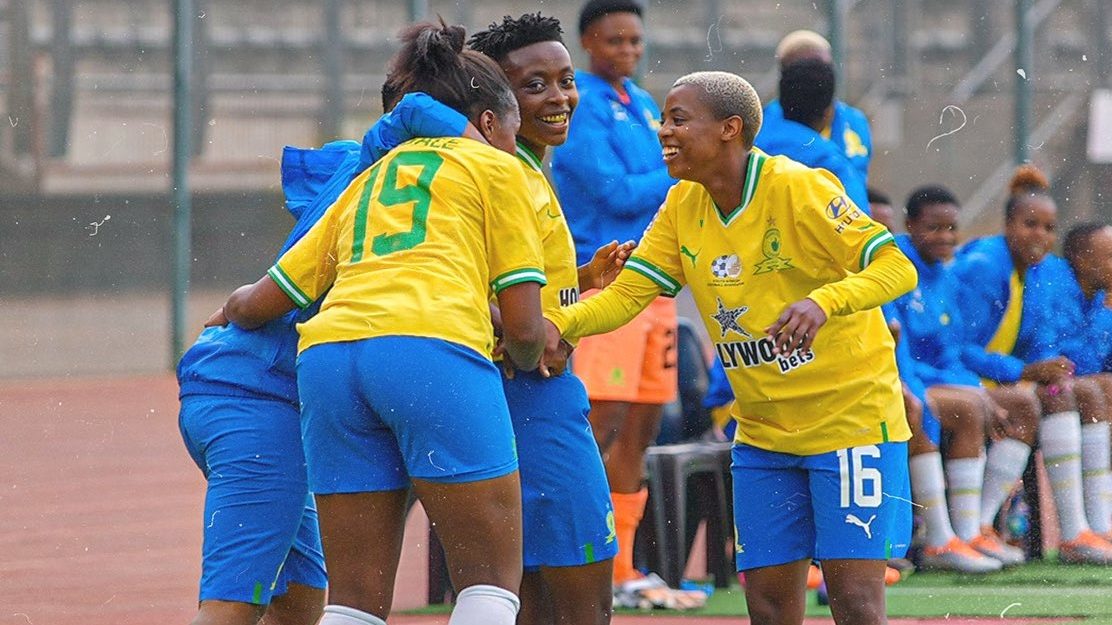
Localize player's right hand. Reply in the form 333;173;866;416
538;319;569;378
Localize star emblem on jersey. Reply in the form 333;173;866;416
709;298;751;339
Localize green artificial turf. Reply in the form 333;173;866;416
405;558;1112;620
681;558;1112;619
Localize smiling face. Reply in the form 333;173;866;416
907;202;960;264
499;41;578;156
657;84;736;184
1005;195;1057;269
580;11;644;83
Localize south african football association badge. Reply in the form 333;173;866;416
753;226;794;274
707;253;745;287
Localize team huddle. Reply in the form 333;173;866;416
172;1;1112;625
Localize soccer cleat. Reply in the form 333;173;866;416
920;537;1003;573
969;525;1026;567
1059;530;1112;565
612;572;708;610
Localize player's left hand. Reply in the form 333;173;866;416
765;298;827;356
583;240;636;291
204;306;229;327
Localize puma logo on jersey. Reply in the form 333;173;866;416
680;245;700;267
845;513;877;539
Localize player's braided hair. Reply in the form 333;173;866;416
381;18;516;118
905;185;960;220
779;59;835;130
468;13;565;63
672;71;762;148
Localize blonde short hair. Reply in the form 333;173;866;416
775;29;832;66
672;71;763;148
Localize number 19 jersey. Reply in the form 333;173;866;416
270;137;547;358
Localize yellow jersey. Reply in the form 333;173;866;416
270;137;546;357
515;142;581;316
551;150;913;455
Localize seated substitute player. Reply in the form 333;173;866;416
211;21;549;625
176;92;475;625
545;71;917;625
1050;223;1112;538
754;58;868;212
468;14;627;624
893;185;1039;570
763;30;872;182
956;165;1112;564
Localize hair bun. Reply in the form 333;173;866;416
412;20;465;75
1009;163;1049;194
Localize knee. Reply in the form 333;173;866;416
744;588;804;625
827;585;885;624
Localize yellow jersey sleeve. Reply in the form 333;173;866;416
547;197;682;340
792;168;895;272
785;169;915;316
623;194;685;297
484;157;547;293
267;178;360;308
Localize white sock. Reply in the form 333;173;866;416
319;605;387;625
980;438;1031;527
946;455;986;541
449;584;520;625
910;452;957;548
1082;422;1112;534
1040;411;1089;541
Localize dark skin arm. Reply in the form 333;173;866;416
206;275;297;330
496;281;545;373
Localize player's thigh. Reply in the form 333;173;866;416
986;383;1040;443
731;444;814;571
413;471;524;592
925;385;987;436
1074;374;1111;423
808;441;911;562
632;296;679;405
181;395;314;605
313;489;409;616
505;370;617;569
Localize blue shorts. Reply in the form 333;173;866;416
921;401;942;446
503;369;617;569
178;394;327;604
298;336;518;493
732;441;911;571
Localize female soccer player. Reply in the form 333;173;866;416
955;165;1112;564
469;13;627;623
546;70;917;625
211;21;547;625
892;185;1040;570
549;2;684;603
